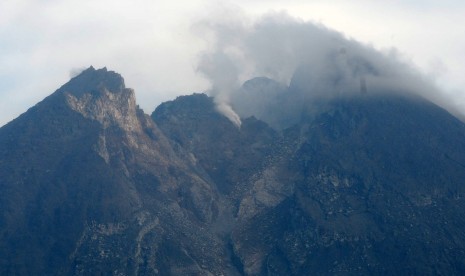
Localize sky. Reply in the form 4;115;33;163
1;0;465;126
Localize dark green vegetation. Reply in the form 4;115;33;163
1;67;465;275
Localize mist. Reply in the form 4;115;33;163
195;11;461;129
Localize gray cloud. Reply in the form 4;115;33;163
195;10;461;129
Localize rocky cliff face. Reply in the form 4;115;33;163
1;67;465;275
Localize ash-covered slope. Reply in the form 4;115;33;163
2;66;465;275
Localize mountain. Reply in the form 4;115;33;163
229;92;465;274
1;67;465;275
0;67;234;275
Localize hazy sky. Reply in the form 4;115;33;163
1;0;464;126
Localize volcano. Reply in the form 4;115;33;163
1;67;465;275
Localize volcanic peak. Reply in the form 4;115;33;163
60;66;141;132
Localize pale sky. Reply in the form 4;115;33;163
1;0;464;126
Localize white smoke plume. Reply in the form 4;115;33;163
196;49;244;127
194;8;251;127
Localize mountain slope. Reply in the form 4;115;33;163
152;93;278;196
231;93;465;274
2;67;465;275
0;67;235;275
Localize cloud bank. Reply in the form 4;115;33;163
195;10;461;129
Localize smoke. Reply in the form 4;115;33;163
195;9;456;129
196;48;244;127
194;7;251;127
69;67;88;78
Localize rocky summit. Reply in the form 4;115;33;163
1;67;465;275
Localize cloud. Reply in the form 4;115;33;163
194;9;462;129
